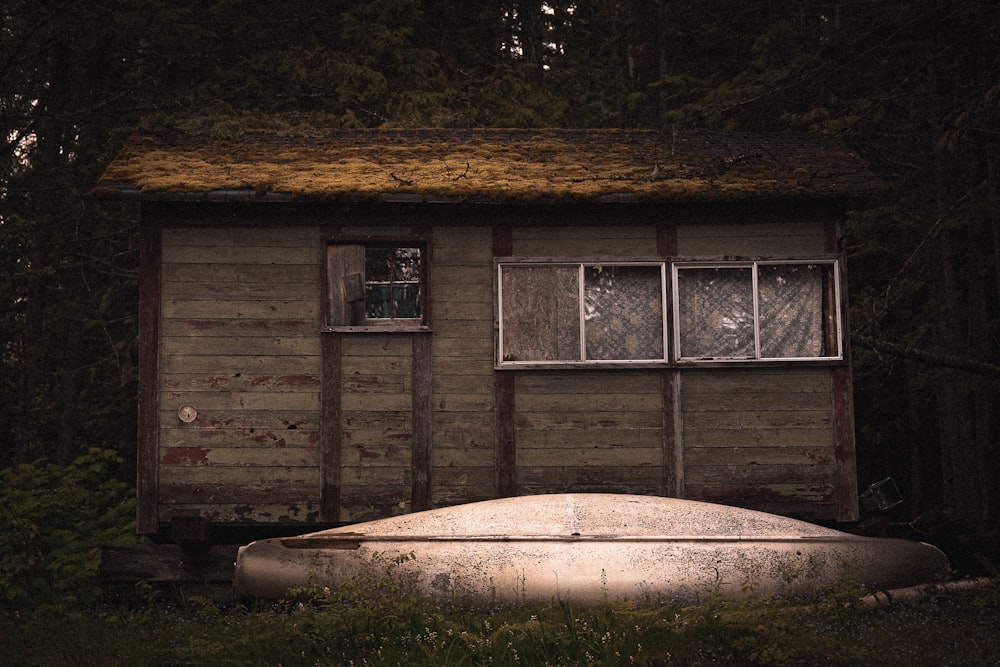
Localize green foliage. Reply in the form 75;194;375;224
0;449;136;612
4;580;1000;666
3;0;1000;596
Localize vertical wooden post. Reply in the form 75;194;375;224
657;222;683;498
320;333;342;522
136;210;162;534
493;225;516;497
832;366;859;520
827;218;859;520
495;374;516;497
412;332;433;510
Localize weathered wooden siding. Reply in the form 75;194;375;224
512;225;656;257
158;226;322;523
515;372;665;493
676;220;839;519
680;368;837;519
430;227;497;506
676;222;826;256
510;227;666;495
150;214;850;528
338;334;414;521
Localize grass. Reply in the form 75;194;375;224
4;578;998;666
7;451;992;665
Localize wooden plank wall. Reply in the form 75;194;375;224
152;215;850;526
515;372;665;494
676;221;827;256
510;227;667;495
675;220;840;519
680;369;837;519
158;226;323;523
338;334;414;521
429;228;497;506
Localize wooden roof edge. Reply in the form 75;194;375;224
89;184;881;208
92;127;886;204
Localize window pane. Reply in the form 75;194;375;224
365;247;395;283
365;246;421;319
758;264;830;358
676;267;754;359
501;266;580;361
584;265;663;360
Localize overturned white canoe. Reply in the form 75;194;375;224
233;494;949;604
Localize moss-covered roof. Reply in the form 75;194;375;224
96;128;882;204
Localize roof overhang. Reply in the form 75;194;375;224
95;128;885;206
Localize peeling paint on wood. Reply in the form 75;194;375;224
162;447;210;465
131;162;867;529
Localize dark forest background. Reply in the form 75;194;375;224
1;1;997;555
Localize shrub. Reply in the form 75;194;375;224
0;448;135;612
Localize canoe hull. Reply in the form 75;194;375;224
233;494;949;604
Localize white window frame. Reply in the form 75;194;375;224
671;259;842;363
496;260;670;368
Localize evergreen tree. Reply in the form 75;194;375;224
0;0;996;552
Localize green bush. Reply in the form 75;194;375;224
0;448;135;612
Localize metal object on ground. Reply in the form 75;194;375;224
861;477;903;511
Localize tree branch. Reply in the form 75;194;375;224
852;334;1000;379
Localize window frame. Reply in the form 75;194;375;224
496;259;670;369
671;258;842;363
324;237;431;333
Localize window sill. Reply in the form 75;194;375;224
496;361;670;370
675;357;846;369
323;325;431;334
494;358;847;370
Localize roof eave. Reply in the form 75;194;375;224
91;185;883;207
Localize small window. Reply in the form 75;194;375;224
327;242;427;329
673;260;841;361
497;261;668;366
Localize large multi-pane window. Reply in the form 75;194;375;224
497;262;668;366
326;242;427;329
496;259;841;366
672;260;841;361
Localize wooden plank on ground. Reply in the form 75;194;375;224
100;544;239;583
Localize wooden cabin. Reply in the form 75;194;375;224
97;128;882;543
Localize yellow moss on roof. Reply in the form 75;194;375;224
98;129;880;203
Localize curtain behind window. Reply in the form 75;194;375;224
584;265;663;360
676;267;755;358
